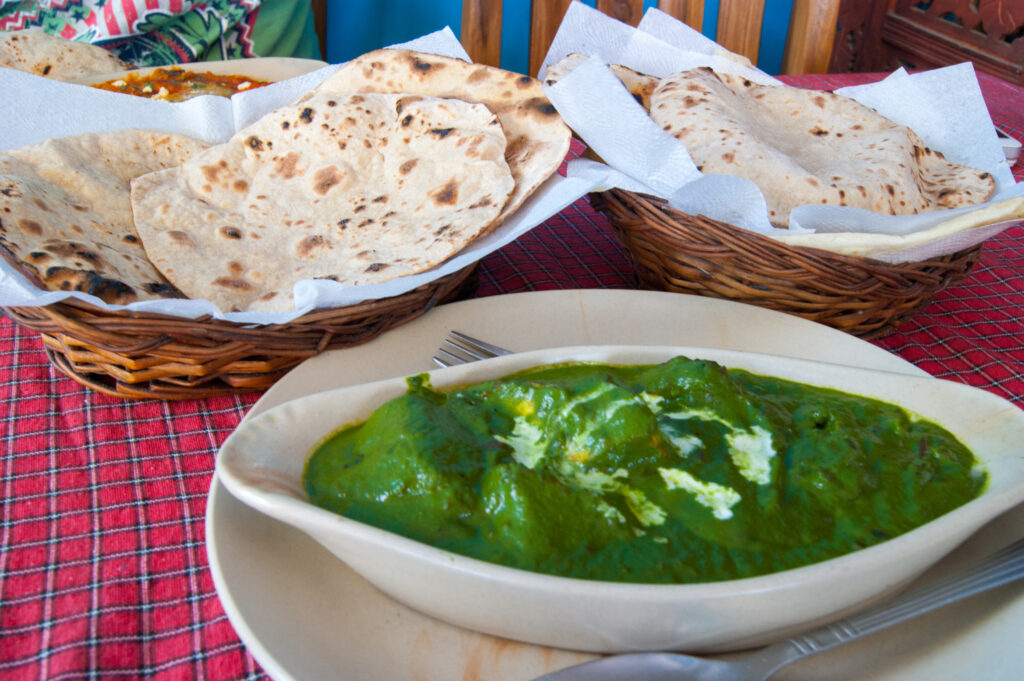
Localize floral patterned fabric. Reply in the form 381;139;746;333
0;0;319;66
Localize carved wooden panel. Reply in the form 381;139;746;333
832;0;1024;84
829;0;884;73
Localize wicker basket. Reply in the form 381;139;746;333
590;189;983;339
3;266;476;399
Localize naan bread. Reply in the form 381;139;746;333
131;92;515;313
543;53;659;110
650;67;995;227
311;49;570;224
0;29;131;81
0;130;208;304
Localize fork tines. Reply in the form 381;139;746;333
432;330;511;368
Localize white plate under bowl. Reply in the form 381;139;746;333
73;56;328;88
205;289;1024;680
216;343;1024;654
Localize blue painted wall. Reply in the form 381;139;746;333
325;0;795;75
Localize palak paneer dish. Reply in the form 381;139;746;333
303;356;986;584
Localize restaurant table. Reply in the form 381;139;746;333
1;71;1022;681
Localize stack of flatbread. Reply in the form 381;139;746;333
0;50;571;313
544;55;998;229
0;130;207;303
0;29;131;81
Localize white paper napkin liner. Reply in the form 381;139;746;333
229;64;339;130
0;171;602;324
545;55;701;197
635;7;725;58
540;2;777;86
0;27;470;153
626;7;779;85
546;55;795;235
0;27;600;323
567;158;800;235
871;219;1019;263
385;26;471;62
778;198;1024;264
569;158;1023;263
0;62;352;151
835;64;1013;190
542;6;1021;256
0;67;236;149
790;183;1024;236
540;1;636;80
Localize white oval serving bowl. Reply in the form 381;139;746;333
215;345;1024;653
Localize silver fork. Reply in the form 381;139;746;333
432;330;512;367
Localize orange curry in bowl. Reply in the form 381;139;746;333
91;67;270;101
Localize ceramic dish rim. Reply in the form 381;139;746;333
216;343;1024;598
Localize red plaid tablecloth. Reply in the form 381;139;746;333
1;71;1022;681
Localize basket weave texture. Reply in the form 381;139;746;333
591;189;983;339
3;266;476;400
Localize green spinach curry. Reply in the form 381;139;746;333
303;357;986;584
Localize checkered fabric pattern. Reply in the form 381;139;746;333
1;72;1022;681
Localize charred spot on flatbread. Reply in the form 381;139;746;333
312;166;345;195
0;130;207;304
312;49;570;225
648;67;995;227
430;180;459;206
131;92;516;313
213;276;253;290
0;29;132;82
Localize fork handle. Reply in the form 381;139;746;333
748;536;1024;677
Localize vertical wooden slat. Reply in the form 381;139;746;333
461;0;505;68
715;0;766;64
780;0;841;74
311;0;327;62
596;0;645;26
470;0;841;78
657;0;706;33
529;0;573;77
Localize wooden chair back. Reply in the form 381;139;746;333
461;0;840;77
832;0;1023;85
312;0;328;60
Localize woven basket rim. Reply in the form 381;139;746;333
591;188;983;339
2;265;477;399
605;187;984;267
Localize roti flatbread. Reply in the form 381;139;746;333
0;29;131;81
131;91;515;313
0;130;208;304
649;67;995;227
311;49;571;225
